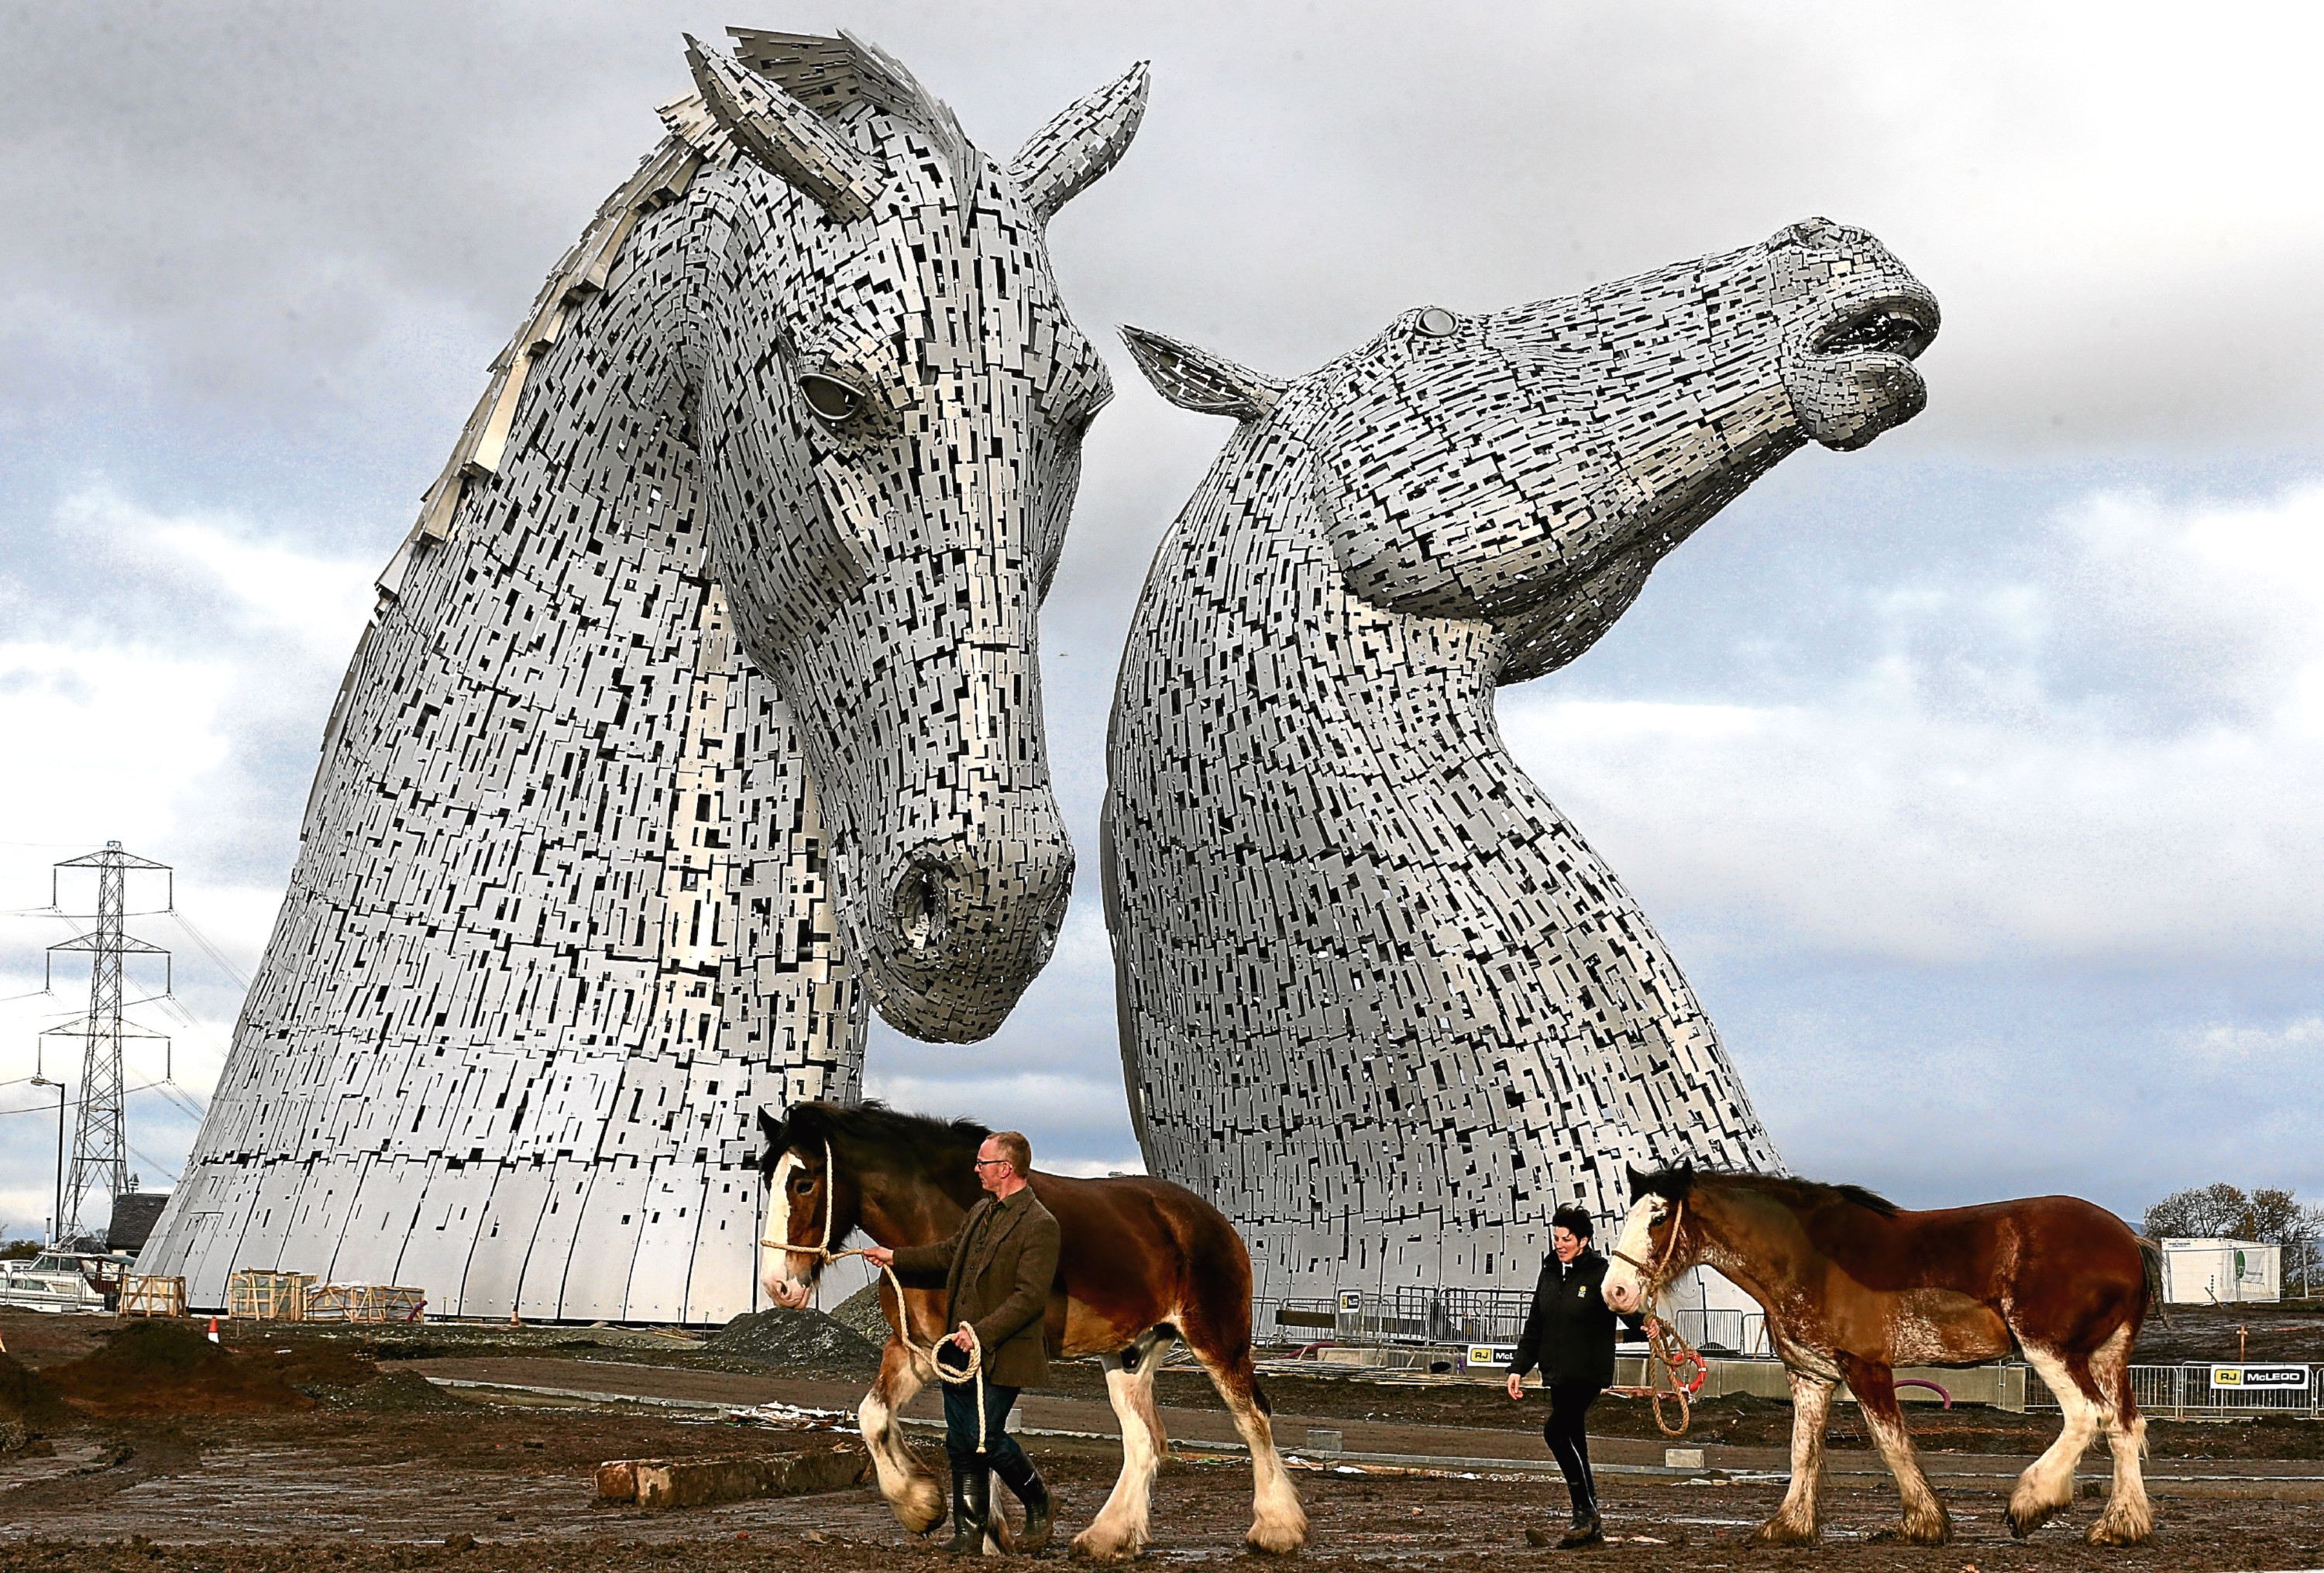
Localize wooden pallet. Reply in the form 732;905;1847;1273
120;1275;187;1317
225;1270;315;1321
303;1283;425;1324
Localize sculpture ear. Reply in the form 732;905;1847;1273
685;35;885;222
1121;326;1287;421
1006;62;1150;222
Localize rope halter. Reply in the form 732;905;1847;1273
760;1139;992;1452
1605;1196;1707;1437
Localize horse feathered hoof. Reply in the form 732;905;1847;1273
1068;1527;1143;1563
1866;1522;1949;1547
1747;1518;1820;1547
2088;1517;2154;1547
2007;1502;2060;1540
896;1475;947;1535
1243;1525;1305;1558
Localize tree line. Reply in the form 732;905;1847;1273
2143;1183;2322;1246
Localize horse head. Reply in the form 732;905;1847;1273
1603;1163;1703;1314
683;33;1147;1041
755;1098;990;1307
756;1103;862;1307
1122;216;1936;686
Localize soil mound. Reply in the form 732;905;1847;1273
43;1321;316;1417
827;1280;894;1344
704;1307;883;1374
0;1351;74;1449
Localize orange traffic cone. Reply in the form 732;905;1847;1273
206;1317;221;1344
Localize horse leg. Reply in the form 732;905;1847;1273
2084;1323;2154;1546
1181;1327;1308;1554
2010;1343;2100;1538
860;1335;944;1534
1751;1366;1835;1546
1841;1356;1949;1544
1070;1329;1173;1561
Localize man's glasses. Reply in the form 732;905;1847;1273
972;1158;1010;1169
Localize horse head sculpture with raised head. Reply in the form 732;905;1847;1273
1105;218;1936;1300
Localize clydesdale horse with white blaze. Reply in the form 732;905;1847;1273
1601;1167;2159;1547
757;1102;1307;1559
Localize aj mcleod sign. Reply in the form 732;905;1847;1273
2209;1365;2310;1390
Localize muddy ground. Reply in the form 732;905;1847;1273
4;1309;2321;1571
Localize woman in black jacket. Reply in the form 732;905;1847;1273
1505;1205;1642;1548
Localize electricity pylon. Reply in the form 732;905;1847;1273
43;842;171;1242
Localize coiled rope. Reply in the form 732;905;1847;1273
762;1140;988;1453
1607;1197;1710;1437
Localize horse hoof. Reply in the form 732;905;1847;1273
1244;1525;1306;1557
1746;1520;1818;1548
1068;1530;1140;1563
895;1480;947;1536
1866;1523;1949;1547
2088;1521;2154;1547
2006;1504;2058;1540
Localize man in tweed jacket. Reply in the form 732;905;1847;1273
868;1129;1061;1554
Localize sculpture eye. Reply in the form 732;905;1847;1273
799;374;864;424
1415;307;1461;339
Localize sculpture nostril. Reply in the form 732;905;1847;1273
892;863;951;955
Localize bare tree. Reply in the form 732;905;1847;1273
2144;1184;2321;1286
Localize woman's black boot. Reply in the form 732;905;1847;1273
944;1468;991;1556
1555;1504;1604;1549
991;1451;1054;1552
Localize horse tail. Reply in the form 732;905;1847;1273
2137;1235;2171;1327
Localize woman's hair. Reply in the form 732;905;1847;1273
1549;1204;1593;1241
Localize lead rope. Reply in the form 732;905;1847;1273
762;1140;988;1455
1607;1199;1709;1437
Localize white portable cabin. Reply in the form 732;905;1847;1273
2160;1238;2281;1303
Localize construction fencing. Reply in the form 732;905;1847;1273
1257;1288;1770;1357
2026;1364;2322;1419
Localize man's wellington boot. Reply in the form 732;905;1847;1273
992;1451;1054;1553
944;1468;992;1556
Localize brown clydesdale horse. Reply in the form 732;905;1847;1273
1601;1166;2160;1548
757;1101;1306;1559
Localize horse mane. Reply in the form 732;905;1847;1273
1634;1166;1901;1219
761;1099;989;1176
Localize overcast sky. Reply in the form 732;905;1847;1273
4;1;2321;1245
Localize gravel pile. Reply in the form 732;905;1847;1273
705;1308;884;1374
826;1280;894;1345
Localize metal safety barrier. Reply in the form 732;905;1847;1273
2023;1363;2320;1418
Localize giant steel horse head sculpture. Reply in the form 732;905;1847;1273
139;30;1146;1324
682;31;1140;1037
1104;218;1937;1300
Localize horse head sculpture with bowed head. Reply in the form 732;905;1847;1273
140;30;1145;1324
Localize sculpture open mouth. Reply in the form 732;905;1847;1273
1811;294;1937;361
1787;287;1941;452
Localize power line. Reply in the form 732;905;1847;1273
125;1142;180;1185
164;906;253;994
